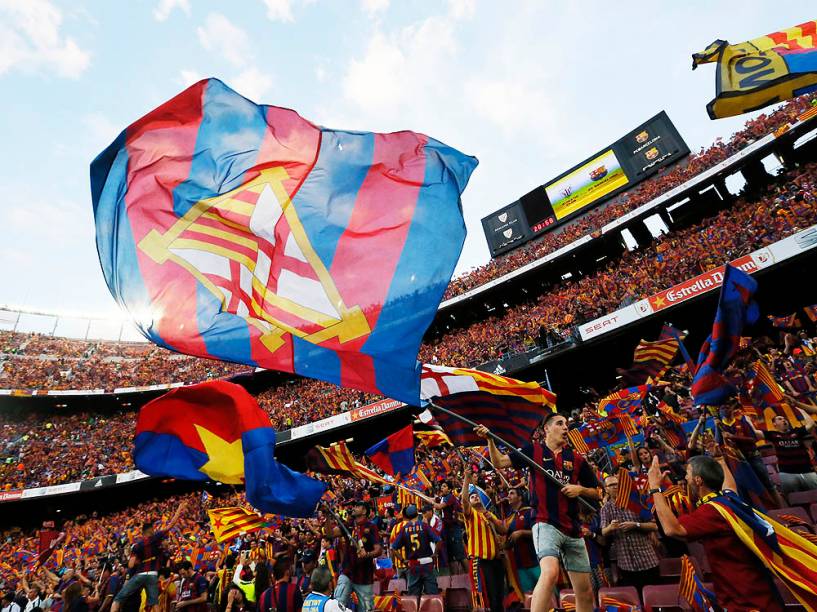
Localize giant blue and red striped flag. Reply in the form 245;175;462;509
691;265;759;405
420;364;556;449
91;78;477;405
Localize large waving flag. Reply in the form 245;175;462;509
91;78;477;405
692;20;817;119
707;491;817;609
691;265;759;405
420;364;556;449
134;380;326;517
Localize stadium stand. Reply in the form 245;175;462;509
2;96;817;612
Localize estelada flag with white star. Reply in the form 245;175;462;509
91;78;477;406
134;380;326;517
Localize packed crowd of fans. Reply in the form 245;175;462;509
421;162;817;365
0;335;246;392
2;156;817;490
443;93;817;300
0;378;378;490
3;95;816;399
2;326;817;611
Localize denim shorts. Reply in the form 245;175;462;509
113;572;159;606
532;522;591;573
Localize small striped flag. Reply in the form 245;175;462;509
306;440;392;486
207;507;271;543
614;468;652;521
633;337;678;365
750;359;786;404
679;554;717;611
414;430;452;448
567;428;591;454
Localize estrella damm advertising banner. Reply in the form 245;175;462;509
544;149;629;220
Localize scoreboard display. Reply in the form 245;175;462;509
481;200;532;256
483;111;689;257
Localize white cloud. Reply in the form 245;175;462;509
342;16;457;119
447;0;475;20
197;12;251;68
464;76;553;137
82;113;121;149
153;0;191;22
0;0;90;78
179;68;204;88
191;13;273;102
361;0;389;17
262;0;294;23
230;66;274;102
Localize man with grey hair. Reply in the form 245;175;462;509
648;454;784;611
303;568;346;612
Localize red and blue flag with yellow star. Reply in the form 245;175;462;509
91;78;477;405
134;380;326;517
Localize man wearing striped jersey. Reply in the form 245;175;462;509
461;468;505;612
477;413;600;612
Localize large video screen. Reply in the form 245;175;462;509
482;111;689;257
545;149;629;221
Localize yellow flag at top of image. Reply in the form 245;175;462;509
692;20;817;119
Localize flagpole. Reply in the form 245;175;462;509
321;502;354;543
428;402;597;513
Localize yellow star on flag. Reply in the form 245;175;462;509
195;424;245;484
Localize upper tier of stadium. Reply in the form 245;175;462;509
2;114;817;490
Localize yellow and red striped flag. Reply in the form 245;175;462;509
306;440;392;486
567;429;590;454
633;338;678;365
207;507;270;543
420;363;556;449
692;20;817;119
414;430;452;448
679;554;716;611
709;492;817;609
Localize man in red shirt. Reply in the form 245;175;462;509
649;454;784;611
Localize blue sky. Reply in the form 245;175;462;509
0;0;812;321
